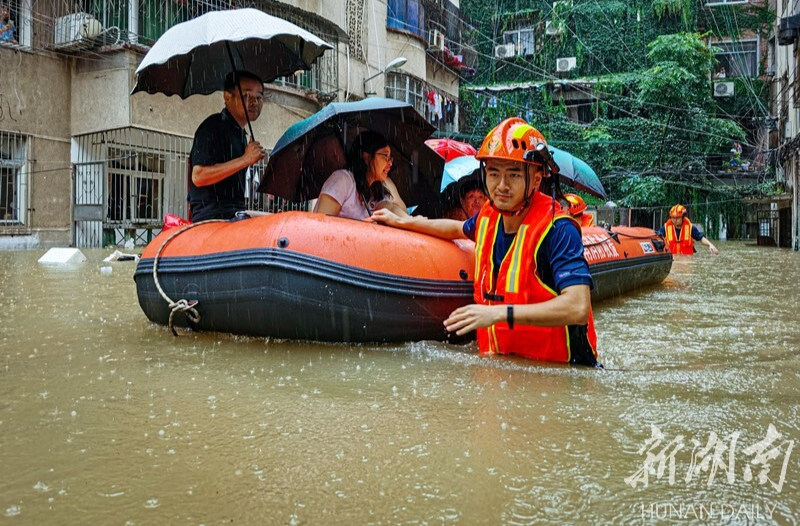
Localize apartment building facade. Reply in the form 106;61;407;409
0;0;467;248
775;0;800;249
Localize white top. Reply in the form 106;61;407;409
314;169;389;220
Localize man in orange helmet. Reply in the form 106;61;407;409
657;204;719;255
373;118;599;366
564;193;595;227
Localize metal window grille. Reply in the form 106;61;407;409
0;0;30;47
385;72;426;117
503;27;535;56
73;127;192;247
0;131;27;225
246;153;311;213
385;72;459;133
346;0;366;61
72;128;308;247
713;39;759;78
44;0;340;95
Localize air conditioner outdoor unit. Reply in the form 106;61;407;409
429;29;445;51
714;81;735;97
545;20;563;36
54;13;102;48
556;56;577;72
495;43;516;59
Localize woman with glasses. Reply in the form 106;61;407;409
314;131;409;220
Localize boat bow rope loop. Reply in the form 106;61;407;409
152;220;228;335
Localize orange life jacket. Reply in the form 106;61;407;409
664;218;694;255
473;193;598;365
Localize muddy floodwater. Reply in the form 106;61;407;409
1;242;799;524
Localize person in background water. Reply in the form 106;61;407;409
373;117;599;366
314;131;409;220
0;4;16;44
657;204;720;255
444;181;487;221
188;70;266;222
564;193;594;227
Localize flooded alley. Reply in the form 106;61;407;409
1;242;798;524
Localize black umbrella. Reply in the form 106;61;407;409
131;8;332;137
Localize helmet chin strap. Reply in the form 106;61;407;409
481;161;536;217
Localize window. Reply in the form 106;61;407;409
385;72;459;133
759;218;770;236
714;39;759;77
387;0;425;39
0;0;31;47
503;27;535;56
106;147;165;224
0;132;27;224
385;72;425;117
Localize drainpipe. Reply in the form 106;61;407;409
794;164;799;250
128;0;138;44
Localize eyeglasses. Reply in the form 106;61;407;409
374;152;394;163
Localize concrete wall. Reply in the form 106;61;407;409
0;47;72;247
385;32;428;81
425;61;461;99
71;52;132;135
775;0;800;249
0;48;71;137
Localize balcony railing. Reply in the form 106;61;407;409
424;21;474;76
41;1;339;96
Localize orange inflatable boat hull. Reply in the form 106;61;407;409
134;213;671;342
580;225;673;301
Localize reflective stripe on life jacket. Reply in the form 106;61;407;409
473;193;598;365
664;218;694;255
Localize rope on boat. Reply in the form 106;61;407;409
152;219;227;336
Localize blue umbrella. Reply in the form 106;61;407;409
548;146;607;199
439;148;607;200
441;155;480;192
257;98;437;203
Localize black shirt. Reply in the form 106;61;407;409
188;108;248;222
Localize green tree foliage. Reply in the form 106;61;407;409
458;0;774;238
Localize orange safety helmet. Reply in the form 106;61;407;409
669;204;687;218
564;193;587;215
475;117;547;165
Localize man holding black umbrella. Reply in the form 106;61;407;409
188;71;267;222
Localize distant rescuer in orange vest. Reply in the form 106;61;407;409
657;204;720;255
564;193;595;227
372;118;599;366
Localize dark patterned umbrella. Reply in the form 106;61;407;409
258;98;439;205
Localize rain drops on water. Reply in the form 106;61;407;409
33;481;50;492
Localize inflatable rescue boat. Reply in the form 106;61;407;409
134;212;672;342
